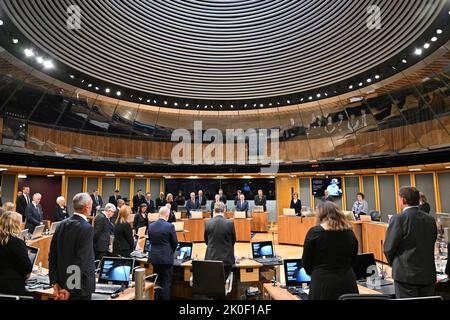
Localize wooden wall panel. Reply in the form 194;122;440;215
276;176;299;216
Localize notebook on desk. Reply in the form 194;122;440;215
31;225;45;239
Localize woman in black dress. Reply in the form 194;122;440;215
418;192;431;214
302;201;358;300
290;192;302;216
0;211;33;295
54;196;69;221
113;206;135;257
133;203;148;233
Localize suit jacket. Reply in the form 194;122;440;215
133;212;149;232
147;219;178;265
0;236;33;296
197;196;207;206
219;195;227;205
186;199;200;217
204;216;236;266
16;194;31;215
290;199;302;215
254;195;267;211
49;215;95;298
418;202;431;214
235;200;249;214
155;197;166;209
210;201;223;214
144;199;156;213
108;195;122;207
54;206;69;222
113;222;134;257
321;195;334;202
234;195;240;206
93;213;114;253
384;207;437;285
175;195;186;206
132;195;145;213
90;195;103;215
24;202;43;233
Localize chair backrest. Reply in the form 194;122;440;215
192;260;226;299
395;296;443;301
339;294;391;300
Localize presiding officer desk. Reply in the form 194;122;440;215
278;216;388;261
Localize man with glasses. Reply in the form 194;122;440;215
93;203;116;260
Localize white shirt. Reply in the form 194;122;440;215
73;212;88;222
402;206;418;212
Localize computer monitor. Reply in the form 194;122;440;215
20;229;29;241
143;238;152;253
251;241;274;259
31;225;45;239
283;259;311;286
352;253;377;280
178;206;187;213
97;257;135;285
174;242;193;261
27;246;39;266
49;221;62;235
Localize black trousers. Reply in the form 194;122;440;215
394;281;435;298
152;264;173;300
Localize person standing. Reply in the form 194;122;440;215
384;186;437;298
302;201;358;300
197;190;207;207
147;206;178;300
90;189;103;216
144;193;156;213
133;203;149;233
185;192;200;218
16;187;31;219
204;202;236;277
218;189;227;207
54;196;69;222
352;192;369;218
49;193;96;300
418;192;431;214
210;194;223;216
108;189;121;207
234;190;242;206
290;192;302;216
235;194;249;216
132;189;145;213
175;190;186;207
254;189;267;212
24;193;43;233
156;192;166;209
0;211;33;296
93;203;116;261
113;206;134;258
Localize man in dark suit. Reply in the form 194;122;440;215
197;190;207;207
132;189;145;213
49;193;96;300
235;194;249;216
110;199;125;224
108;189;121;207
234;190;242;206
186;192;200;218
384;186;437;298
144;192;156;213
155;192;166;209
254;189;267;212
24;193;43;233
147;206;178;300
321;189;334;202
90;189;103;216
93;203;116;260
16;186;31;218
205;202;236;277
218;189;227;207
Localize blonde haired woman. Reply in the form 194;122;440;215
113;206;134;257
2;202;15;212
302;201;358;300
166;193;177;212
0;211;33;295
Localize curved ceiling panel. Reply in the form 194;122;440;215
0;0;448;106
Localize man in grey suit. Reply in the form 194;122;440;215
384;186;437;298
204;202;236;278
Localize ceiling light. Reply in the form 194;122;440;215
88;84;92;88
12;38;18;44
408;168;422;172
345;172;355;175
324;93;328;96
244;104;247;107
153;100;157;103
147;99;151;103
36;56;44;64
18;174;27;179
139;97;142;101
95;86;99;91
316;93;321;98
54;172;65;175
376;171;387;174
358;82;363;87
0;20;3;26
185;103;189;107
367;78;372;83
47;175;55;178
174;102;178;106
431;37;437;42
423;43;430;49
163;101;167;105
436;29;442;34
105;88;110;93
349;85;353;89
188;176;198;179
414;48;422;55
375;75;380;79
309;96;313;100
24;48;34;57
135;175;144;178
268;103;272;106
287;100;291;104
402;59;407;64
300;98;304;102
230;104;234;108
43;60;54;69
163;176;172;179
243;176;252;179
260;104;264;107
0;168;8;172
105;173;115;177
316;173;325;176
116;91;121;96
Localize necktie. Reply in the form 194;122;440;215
26;194;30;204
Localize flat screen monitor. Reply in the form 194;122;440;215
352;253;377;280
174;242;193;260
143;238;152;253
27;246;39;266
98;257;135;285
251;241;274;258
312;177;343;197
284;259;311;285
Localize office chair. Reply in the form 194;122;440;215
338;294;392;300
190;260;233;300
370;211;381;222
395;296;443;301
0;294;34;300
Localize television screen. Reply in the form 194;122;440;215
312;178;343;197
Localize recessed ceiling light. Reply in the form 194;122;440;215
260;104;264;107
0;168;8;171
300;98;304;102
287;100;291;104
47;175;55;178
436;29;442;34
43;60;54;69
316;173;325;176
106;173;115;177
135;175;144;178
54;172;65;175
163;101;167;105
375;75;380;79
309;96;313;100
345;172;355;175
36;56;44;64
349;85;353;89
316;94;321;98
174;102;178;106
367;78;372;83
95;86;99;90
105;88;110;93
402;59;407;64
12;38;18;44
116;91;121;96
188;176;198;179
431;36;437;42
147;99;151;103
423;43;430;49
414;48;422;55
24;48;34;57
358;82;363;87
243;176;252;179
268;103;272;106
185;103;189;107
230;104;234;108
0;20;3;26
153;100;157;103
139;97;142;101
18;174;27;179
376;171;387;174
408;168;422;172
88;83;92;88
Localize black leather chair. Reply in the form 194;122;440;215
339;293;391;300
190;260;233;300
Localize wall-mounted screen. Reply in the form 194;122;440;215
312;177;343;197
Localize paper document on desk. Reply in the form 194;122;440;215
303;289;310;295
